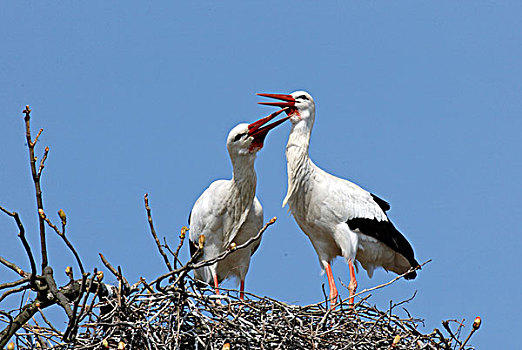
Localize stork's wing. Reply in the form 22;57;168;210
188;180;229;257
322;173;419;277
248;197;264;257
346;217;418;278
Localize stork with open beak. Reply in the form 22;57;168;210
188;109;290;300
258;91;419;307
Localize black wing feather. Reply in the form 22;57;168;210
250;238;262;257
187;209;199;259
346;217;419;279
371;193;390;212
189;238;199;260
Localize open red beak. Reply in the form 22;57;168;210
257;93;296;108
248;107;290;149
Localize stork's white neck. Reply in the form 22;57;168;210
230;153;257;197
223;153;257;243
283;119;314;207
287;120;312;157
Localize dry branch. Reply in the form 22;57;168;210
0;106;110;347
23;105;48;271
144;193;173;272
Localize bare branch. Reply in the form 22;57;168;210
0;206;37;287
152;217;277;290
458;317;481;350
0;277;31;291
346;259;432;302
98;253;130;292
173;226;188;269
0;256;28;278
39;209;84;275
36;307;63;338
0;285;30;304
0;299;42;347
144;193;173;272
23;105;48;271
63;272;88;341
37;146;49;177
442;319;463;347
78;271;103;323
42;267;73;319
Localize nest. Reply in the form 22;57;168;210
2;217;479;350
8;276;476;350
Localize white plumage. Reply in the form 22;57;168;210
258;91;419;306
188;110;289;299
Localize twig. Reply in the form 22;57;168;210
144;194;173;272
458;317;481;350
98;253;130;292
117;266;123;308
173;226;188;269
36;307;63;338
140;278;154;294
0;277;31;291
442;320;463;347
0;285;30;303
23;105;48;271
79;274;103;323
78;270;98;320
0;256;28;278
434;328;451;349
152;217;278;290
39;209;84;275
63;271;88;341
0;206;38;288
348;260;431;301
0;311;13;342
38;146;49;178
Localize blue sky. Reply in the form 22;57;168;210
1;2;521;348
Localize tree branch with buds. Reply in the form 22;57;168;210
0;106;109;347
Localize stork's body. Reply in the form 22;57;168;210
259;91;419;306
189;110;289;300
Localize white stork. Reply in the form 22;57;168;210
188;109;290;300
258;91;419;306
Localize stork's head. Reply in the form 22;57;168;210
226;108;290;156
257;91;315;126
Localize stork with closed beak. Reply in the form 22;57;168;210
188;109;290;300
258;91;419;307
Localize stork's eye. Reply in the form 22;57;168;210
234;132;247;142
297;95;308;100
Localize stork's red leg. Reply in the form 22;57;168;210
212;274;222;304
240;279;245;300
348;259;358;307
213;274;221;295
325;262;339;308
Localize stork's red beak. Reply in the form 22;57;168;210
257;93;296;108
248;108;290;149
